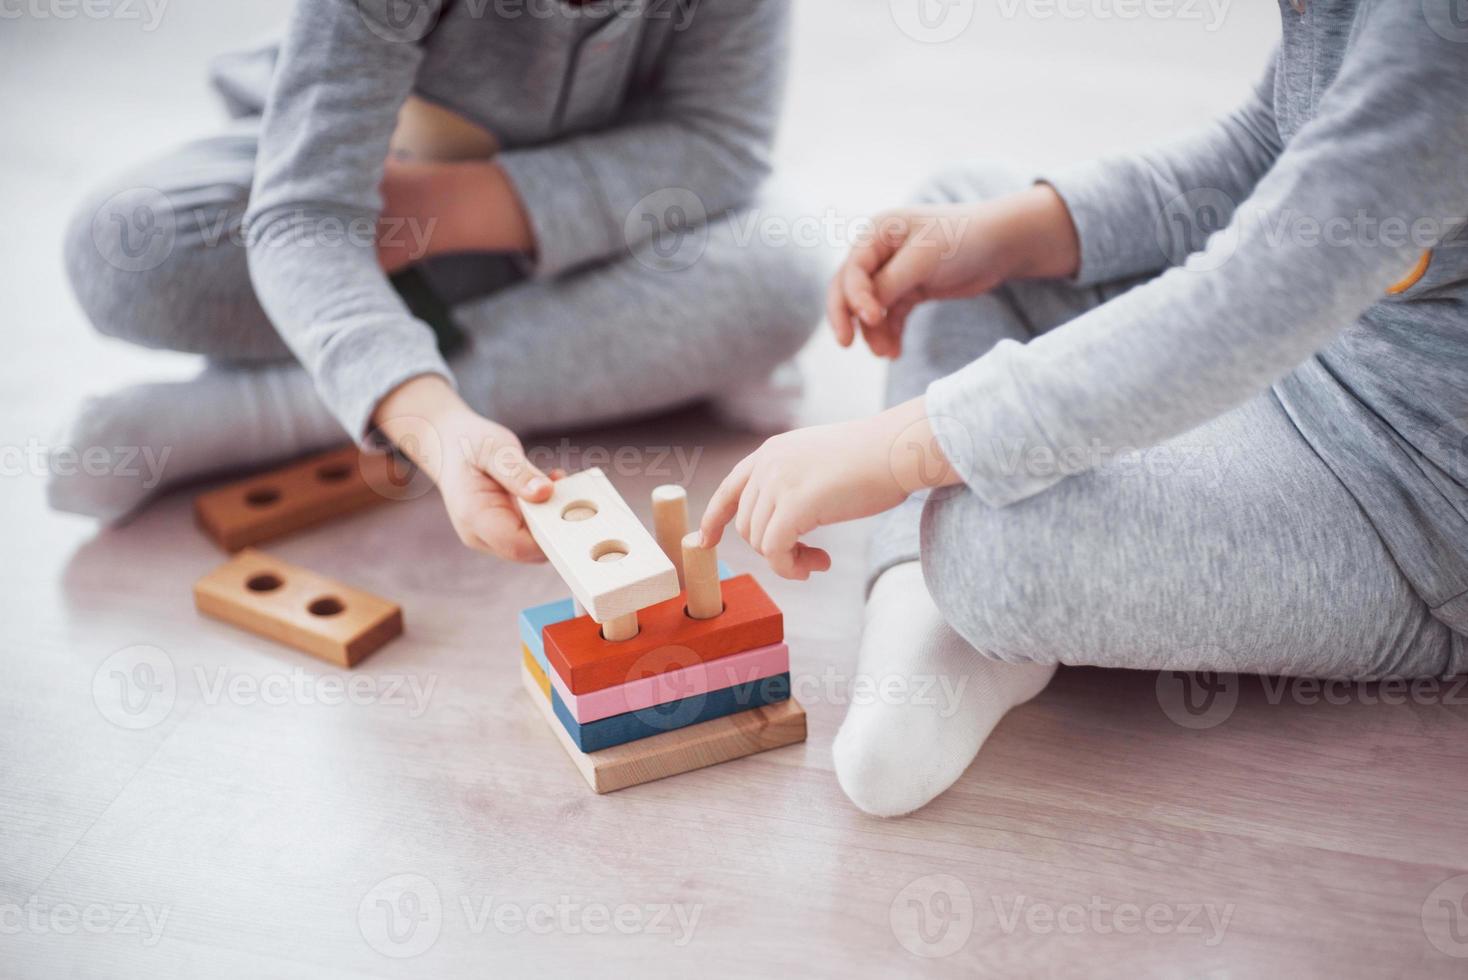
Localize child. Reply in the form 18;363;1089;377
55;0;822;559
701;1;1468;816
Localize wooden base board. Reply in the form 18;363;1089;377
194;549;403;667
520;660;806;794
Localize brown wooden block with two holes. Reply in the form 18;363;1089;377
193;446;404;552
193;549;403;667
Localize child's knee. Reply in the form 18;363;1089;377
919;490;1062;667
65;180;181;346
709;210;824;361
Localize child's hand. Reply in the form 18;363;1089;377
373;375;555;561
830;184;1080;359
698;398;960;580
377;158;534;274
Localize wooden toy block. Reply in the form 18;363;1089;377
520;654;807;794
681;532;722;620
543;574;782;694
194;446;402;551
517;562;736;677
516;468;679;625
651;485;690;587
552;668;791;753
544;641;790;723
194;549;403;667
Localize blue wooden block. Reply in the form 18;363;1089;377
550;672;792;753
517;561;735;676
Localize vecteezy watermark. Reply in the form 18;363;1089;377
358;0;699;41
1157;186;1468;273
621;193;973;273
990;895;1234;946
890;875;974;958
357;875;703;958
980;434;1238;490
89;185;440;275
790;666;970;718
1155;666;1239;731
92;645;440;730
524;438;705;485
4;437;172;490
624;187;710;273
994;0;1230;30
0;897;170;946
1158;670;1468;731
1422;0;1468;44
0;0;169;31
1423;873;1468;959
889;0;976;43
93;645;177;730
194;667;438;719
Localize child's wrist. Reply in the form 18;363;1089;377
999;184;1081;281
874;397;962;493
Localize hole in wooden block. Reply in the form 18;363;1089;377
244;486;281;508
684;603;726;619
246;573;283;593
315;461;353;483
561;500;598;522
308;596;345;617
590;540;629;563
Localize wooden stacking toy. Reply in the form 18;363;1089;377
516;469;806;793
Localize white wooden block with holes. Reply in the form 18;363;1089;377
516;468;679;623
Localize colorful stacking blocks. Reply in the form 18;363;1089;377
516;471;807;794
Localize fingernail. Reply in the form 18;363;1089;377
526;477;551;496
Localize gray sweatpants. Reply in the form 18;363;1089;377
64;122;824;438
872;165;1465;680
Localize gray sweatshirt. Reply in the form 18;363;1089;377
232;0;787;443
928;0;1468;637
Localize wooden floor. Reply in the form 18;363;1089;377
5;3;1467;977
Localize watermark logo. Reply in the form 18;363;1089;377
1157;187;1237;272
1423;874;1468;958
358;874;443;958
624;187;709;273
0;0;170;31
890;874;974;958
1423;0;1468;44
0;897;170;946
91;187;175;273
358;0;443;42
889;413;971;503
991;895;1233;945
92;645;176;730
1155;667;1238;730
889;0;976;43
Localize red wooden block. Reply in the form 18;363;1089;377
543;574;783;694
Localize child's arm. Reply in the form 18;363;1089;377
491;0;789;279
698;397;960;580
244;2;554;560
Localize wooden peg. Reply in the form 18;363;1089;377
651;485;690;588
601;612;639;642
681;532;723;620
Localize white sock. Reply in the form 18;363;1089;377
832;561;1057;817
47;363;346;523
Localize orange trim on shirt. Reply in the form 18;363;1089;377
1386;249;1432;295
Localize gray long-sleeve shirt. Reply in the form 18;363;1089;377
232;0;787;442
928;0;1468;636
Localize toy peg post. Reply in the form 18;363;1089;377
681;532;723;620
651;485;690;588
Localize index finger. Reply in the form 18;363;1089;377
697;454;755;548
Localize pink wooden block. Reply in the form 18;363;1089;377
549;643;791;723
